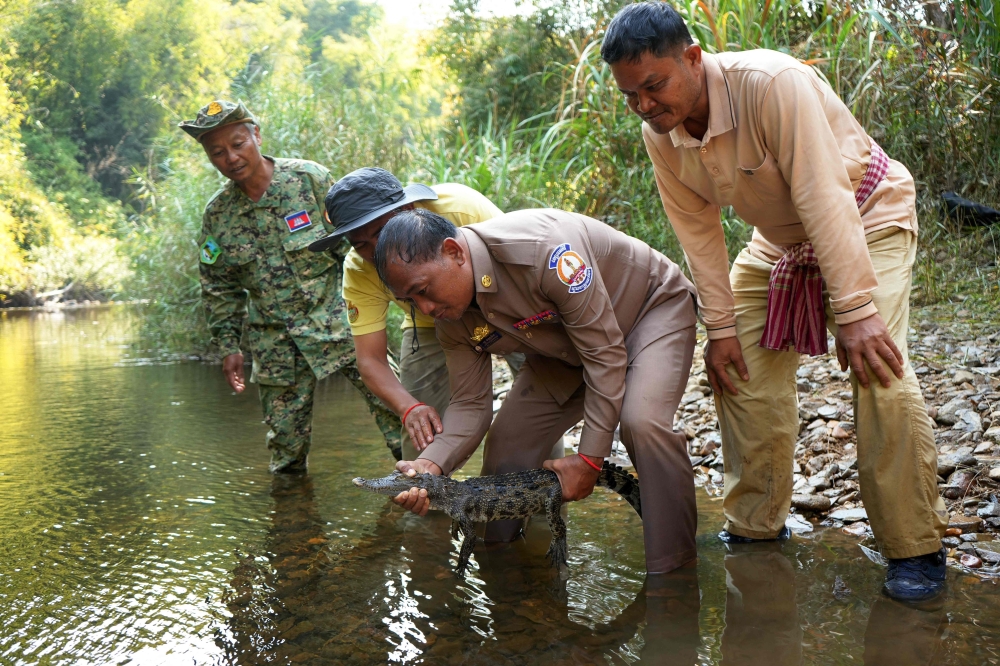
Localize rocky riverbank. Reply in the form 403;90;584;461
492;303;1000;574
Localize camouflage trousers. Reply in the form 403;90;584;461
258;350;402;473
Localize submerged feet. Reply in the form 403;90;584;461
883;548;947;602
717;526;792;544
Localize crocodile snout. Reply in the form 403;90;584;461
352;477;365;487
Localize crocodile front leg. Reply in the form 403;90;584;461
544;491;567;567
455;516;477;578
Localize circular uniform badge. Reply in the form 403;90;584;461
555;251;588;287
481;275;492;288
347;302;359;323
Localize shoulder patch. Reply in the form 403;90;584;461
200;236;222;264
284;210;312;232
554;250;592;294
347;301;359;323
548;243;571;269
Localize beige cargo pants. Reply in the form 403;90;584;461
716;227;947;559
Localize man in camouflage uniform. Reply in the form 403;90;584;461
179;99;402;472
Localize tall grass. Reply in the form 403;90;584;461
130;0;1000;353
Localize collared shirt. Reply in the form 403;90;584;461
199;157;346;385
342;183;504;335
643;50;917;340
417;209;697;475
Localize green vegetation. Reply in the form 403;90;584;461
0;0;996;352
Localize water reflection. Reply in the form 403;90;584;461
2;305;1000;665
721;544;802;665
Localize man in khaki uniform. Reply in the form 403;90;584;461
603;2;947;600
372;207;700;574
309;167;521;461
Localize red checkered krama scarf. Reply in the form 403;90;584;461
759;140;890;356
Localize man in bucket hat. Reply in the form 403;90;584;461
311;168;526;462
180;100;402;472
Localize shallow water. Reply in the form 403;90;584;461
1;305;999;665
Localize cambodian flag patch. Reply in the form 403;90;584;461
284;210;312;232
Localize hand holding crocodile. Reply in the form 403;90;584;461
353;462;642;577
392;459;443;516
543;454;601;502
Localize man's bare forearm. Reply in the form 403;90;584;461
354;329;420;416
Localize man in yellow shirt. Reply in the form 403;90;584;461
309;168;517;461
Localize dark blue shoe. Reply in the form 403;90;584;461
717;526;791;544
883;548;947;602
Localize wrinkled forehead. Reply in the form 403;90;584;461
383;253;438;294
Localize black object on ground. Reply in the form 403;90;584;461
942;191;1000;226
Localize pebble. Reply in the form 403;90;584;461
818;404;840;419
960;553;983;568
938;398;974;425
842;522;868;537
791;494;832;512
945;527;963;536
829;508;868;523
954;370;977;384
978;502;1000;518
949;514;984;533
942;536;962;548
990;467;1000;481
831;425;850;439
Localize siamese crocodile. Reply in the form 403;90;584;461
353;461;641;577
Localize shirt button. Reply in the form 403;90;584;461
712;167;720;175
487;313;495;320
526;332;532;339
561;352;568;358
700;147;707;154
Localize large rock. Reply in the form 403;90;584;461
792;494;832;512
937;458;957;477
954;410;983;433
937;398;974;425
978;502;1000;518
944;470;977;499
949;514;984;533
985;426;1000;443
830;508;868;523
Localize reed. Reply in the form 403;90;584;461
130;0;1000;353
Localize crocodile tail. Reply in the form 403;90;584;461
597;461;642;519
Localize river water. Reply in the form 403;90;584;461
1;305;999;665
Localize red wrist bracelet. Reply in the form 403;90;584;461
402;402;426;425
578;452;603;472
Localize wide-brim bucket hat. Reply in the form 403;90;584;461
309;167;437;253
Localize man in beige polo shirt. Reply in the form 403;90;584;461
603;2;947;601
372;207;700;574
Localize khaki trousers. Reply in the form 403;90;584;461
717;228;947;558
399;327;452;461
481;324;699;573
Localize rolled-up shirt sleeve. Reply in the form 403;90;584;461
760;69;879;324
417;323;495;476
643;125;737;340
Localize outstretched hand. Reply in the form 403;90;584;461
835;313;904;389
403;404;443;451
543;454;601;502
392;459;443;517
223;353;246;393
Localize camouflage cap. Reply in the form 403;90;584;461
178;99;257;142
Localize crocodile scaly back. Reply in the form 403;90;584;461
597;461;642;518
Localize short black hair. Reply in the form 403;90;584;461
374;209;459;287
601;2;694;65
